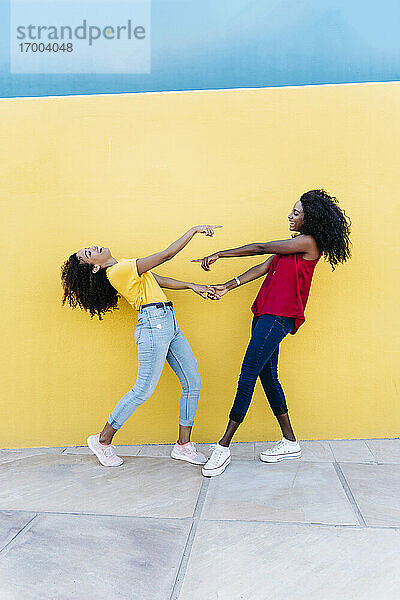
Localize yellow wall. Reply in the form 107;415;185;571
1;83;399;448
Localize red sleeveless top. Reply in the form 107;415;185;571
251;253;320;334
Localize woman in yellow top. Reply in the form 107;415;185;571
61;225;220;467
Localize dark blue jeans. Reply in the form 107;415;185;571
229;314;294;423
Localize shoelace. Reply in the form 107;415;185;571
208;444;226;463
183;442;196;455
274;440;286;449
263;440;285;454
270;440;297;453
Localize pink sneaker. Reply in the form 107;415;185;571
170;442;207;465
87;434;124;467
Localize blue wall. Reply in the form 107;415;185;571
1;0;400;98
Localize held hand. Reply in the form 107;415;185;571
192;225;223;237
207;284;229;300
189;283;215;299
191;253;219;271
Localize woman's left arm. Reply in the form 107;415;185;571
208;255;274;299
194;234;317;271
151;273;214;299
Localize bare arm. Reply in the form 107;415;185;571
151;272;214;299
193;234;316;271
208;255;275;299
151;273;193;290
136;225;222;276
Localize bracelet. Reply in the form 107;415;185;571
234;276;241;287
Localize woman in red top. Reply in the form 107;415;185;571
195;189;351;477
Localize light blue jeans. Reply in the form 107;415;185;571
107;304;202;429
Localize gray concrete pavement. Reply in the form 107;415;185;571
0;439;399;599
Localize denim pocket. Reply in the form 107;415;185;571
148;307;169;325
134;323;142;344
277;316;294;335
135;311;148;343
134;322;154;352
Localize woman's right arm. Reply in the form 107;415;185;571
136;225;222;276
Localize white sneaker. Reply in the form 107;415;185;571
202;443;231;477
87;434;124;467
170;442;207;465
259;438;301;463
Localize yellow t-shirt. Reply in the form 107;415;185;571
105;258;168;310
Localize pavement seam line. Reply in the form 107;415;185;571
0;509;193;521
363;439;380;463
169;477;210;600
0;513;38;556
2;509;400;530
333;462;367;527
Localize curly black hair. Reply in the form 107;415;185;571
61;253;120;320
299;189;351;270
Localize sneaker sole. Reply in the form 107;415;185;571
202;456;231;477
87;436;123;467
259;451;301;463
170;451;207;465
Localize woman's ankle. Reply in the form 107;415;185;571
218;439;230;448
99;435;112;445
